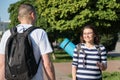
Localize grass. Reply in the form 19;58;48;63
107;55;120;60
102;72;120;80
51;49;120;62
51;49;72;62
68;72;120;80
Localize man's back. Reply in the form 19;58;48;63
0;3;55;80
0;24;53;80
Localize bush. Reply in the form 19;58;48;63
100;33;118;52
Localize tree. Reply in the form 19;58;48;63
35;0;120;51
8;0;120;51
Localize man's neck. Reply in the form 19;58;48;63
20;19;34;25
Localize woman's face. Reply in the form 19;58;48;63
83;28;95;43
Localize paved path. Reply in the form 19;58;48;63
52;60;120;80
53;63;72;80
44;62;72;80
44;59;120;80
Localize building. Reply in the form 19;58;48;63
0;21;9;37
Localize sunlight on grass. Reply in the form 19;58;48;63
51;49;72;63
68;72;120;80
107;56;120;60
102;72;120;80
51;50;120;62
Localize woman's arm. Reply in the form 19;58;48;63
72;66;77;80
97;45;107;71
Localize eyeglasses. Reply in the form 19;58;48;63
83;32;93;35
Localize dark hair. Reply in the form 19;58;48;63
80;25;100;45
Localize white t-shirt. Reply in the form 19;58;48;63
0;24;53;80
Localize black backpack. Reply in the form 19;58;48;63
5;26;41;80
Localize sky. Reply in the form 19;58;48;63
0;0;19;22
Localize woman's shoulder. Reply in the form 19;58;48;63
76;43;85;47
96;44;106;50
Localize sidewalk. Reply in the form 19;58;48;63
44;62;72;80
44;60;120;80
53;62;72;80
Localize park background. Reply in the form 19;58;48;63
0;0;120;80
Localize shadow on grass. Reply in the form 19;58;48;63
56;55;72;60
52;49;72;62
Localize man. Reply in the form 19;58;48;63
0;3;56;80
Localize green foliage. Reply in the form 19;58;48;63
100;33;118;51
51;50;72;62
35;0;120;51
57;38;64;43
103;72;120;80
35;0;90;31
107;56;120;60
8;0;120;51
34;0;120;31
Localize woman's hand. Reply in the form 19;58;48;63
96;62;107;71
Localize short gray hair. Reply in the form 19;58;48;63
18;4;35;17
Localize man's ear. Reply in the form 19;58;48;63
18;16;20;22
31;12;35;20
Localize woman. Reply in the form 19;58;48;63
72;25;107;80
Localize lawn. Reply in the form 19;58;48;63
102;72;120;80
68;72;120;80
51;49;120;62
51;49;72;62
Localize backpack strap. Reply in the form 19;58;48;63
76;43;81;69
24;26;41;68
95;45;102;73
24;26;39;36
10;27;17;35
76;43;86;68
76;43;81;56
77;43;86;56
95;45;102;62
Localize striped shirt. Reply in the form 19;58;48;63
72;43;107;80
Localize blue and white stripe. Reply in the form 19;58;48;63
72;43;107;80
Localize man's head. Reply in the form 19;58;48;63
18;4;36;24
